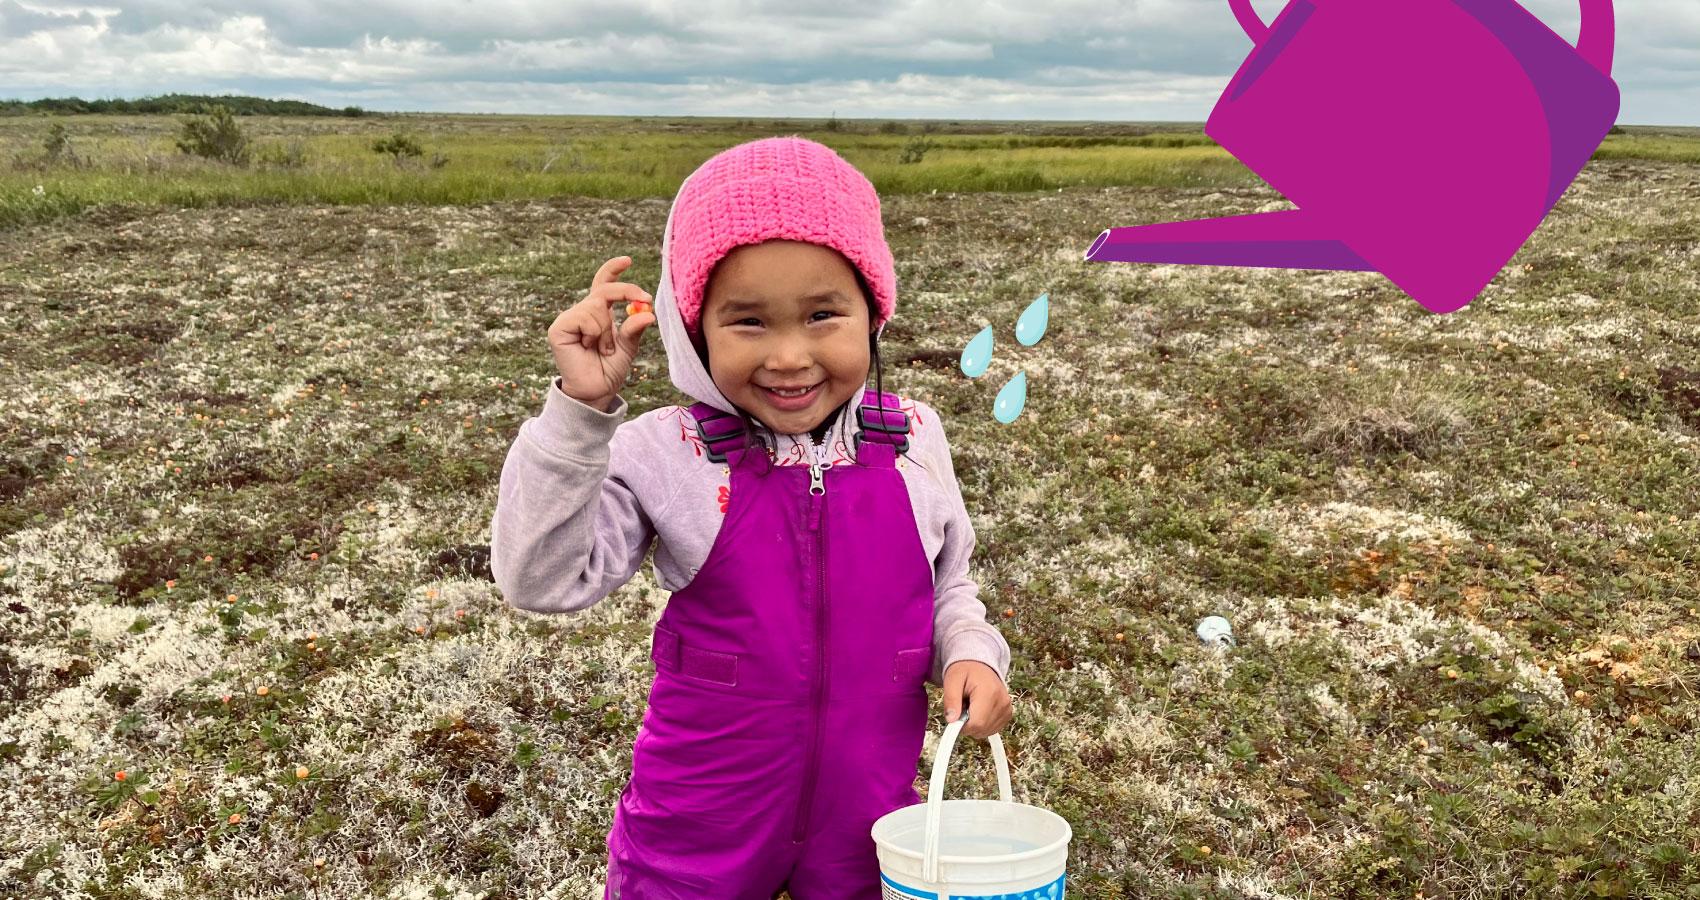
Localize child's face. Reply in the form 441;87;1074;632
700;240;873;436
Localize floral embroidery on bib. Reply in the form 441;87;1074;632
659;406;708;458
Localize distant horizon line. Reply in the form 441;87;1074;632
1;94;1693;128
5;108;1696;129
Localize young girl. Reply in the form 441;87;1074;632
490;136;1013;899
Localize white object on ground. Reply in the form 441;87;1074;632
1196;615;1235;648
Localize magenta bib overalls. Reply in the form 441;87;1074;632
605;391;934;899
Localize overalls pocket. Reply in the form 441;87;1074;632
652;622;739;687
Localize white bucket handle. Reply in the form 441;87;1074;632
922;713;1013;885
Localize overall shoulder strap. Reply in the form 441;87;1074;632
852;390;910;459
687;402;747;464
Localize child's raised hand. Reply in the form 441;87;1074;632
548;255;658;410
942;660;1013;739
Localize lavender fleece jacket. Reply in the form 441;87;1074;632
488;194;1010;689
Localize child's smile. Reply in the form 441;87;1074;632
757;382;824;410
700;239;873;437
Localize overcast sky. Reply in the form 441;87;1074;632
1;0;1695;124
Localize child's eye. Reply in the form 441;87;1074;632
735;318;762;327
811;311;838;322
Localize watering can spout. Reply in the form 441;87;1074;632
1082;208;1375;272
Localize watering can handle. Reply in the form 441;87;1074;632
921;714;1014;885
1226;0;1615;76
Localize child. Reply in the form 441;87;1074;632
490;136;1013;899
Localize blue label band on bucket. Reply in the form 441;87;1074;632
881;874;936;900
880;872;1065;900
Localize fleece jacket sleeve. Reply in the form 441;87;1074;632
489;378;657;614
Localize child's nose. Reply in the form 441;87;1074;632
765;340;813;371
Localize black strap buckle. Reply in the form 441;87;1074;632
854;392;910;454
690;404;747;464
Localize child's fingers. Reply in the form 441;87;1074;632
942;666;967;724
594;283;651;309
582;315;600;355
618;307;655;352
597;286;650;356
989;689;1014;737
609;287;652;318
549;308;598;353
958;675;1012;739
582;303;615;356
591;255;633;288
974;690;1010;738
961;683;984;737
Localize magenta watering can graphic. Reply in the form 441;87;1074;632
1083;0;1620;313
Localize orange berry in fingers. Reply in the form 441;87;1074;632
627;300;652;315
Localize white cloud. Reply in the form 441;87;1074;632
0;0;1694;123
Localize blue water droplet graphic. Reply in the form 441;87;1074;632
960;325;993;378
993;371;1027;424
1015;292;1049;346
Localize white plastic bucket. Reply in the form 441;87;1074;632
871;716;1072;899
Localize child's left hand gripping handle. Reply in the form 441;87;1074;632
549;255;656;412
941;660;1013;740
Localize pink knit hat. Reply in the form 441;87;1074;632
667;136;897;336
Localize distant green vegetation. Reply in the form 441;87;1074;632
0;93;368;117
1589;134;1700;164
0;114;1260;229
0;111;1694;230
174;105;254;166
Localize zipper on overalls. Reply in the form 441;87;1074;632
793;432;830;842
